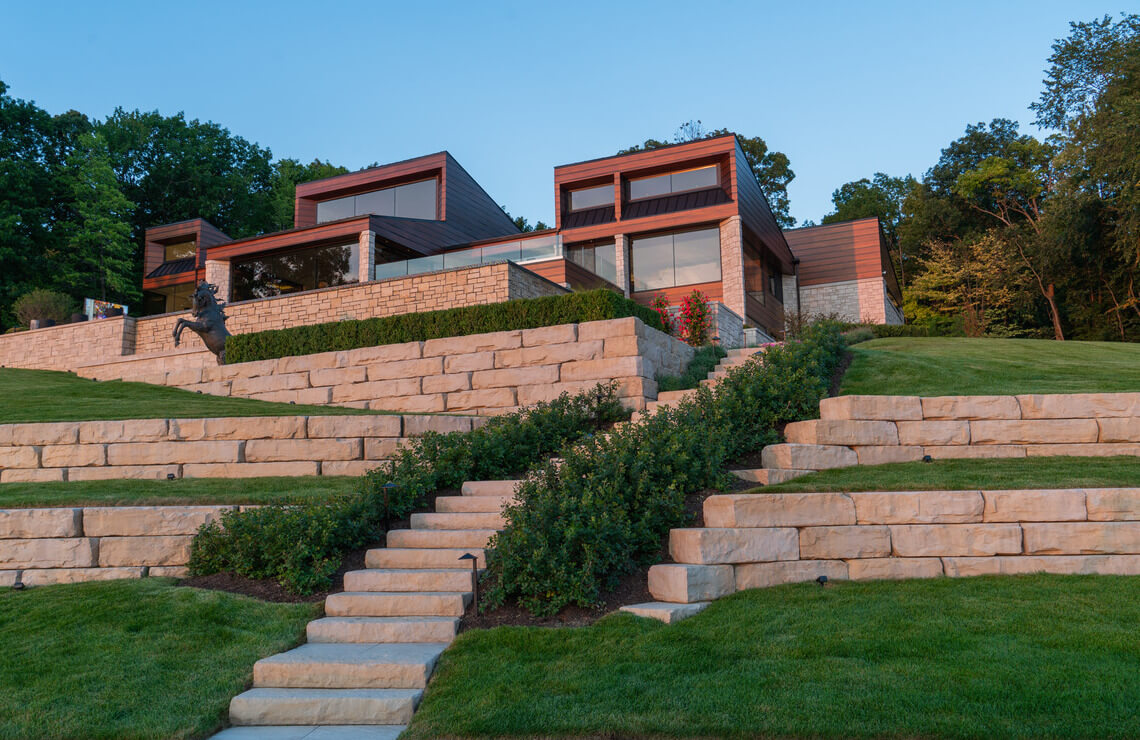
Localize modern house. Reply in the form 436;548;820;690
139;134;902;341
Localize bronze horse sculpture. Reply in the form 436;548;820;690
173;282;232;364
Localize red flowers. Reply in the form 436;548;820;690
679;289;712;346
650;292;675;336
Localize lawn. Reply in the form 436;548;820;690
761;456;1140;493
0;578;319;740
841;337;1140;396
0;368;390;424
407;575;1140;739
0;475;363;508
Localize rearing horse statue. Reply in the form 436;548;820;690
173;282;232;365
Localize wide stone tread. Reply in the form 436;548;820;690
460;480;519;496
211;725;405;739
230;687;421;726
343;568;475;593
253;643;447;689
619;601;709;624
366;547;485;569
434;495;512;513
324;591;471;617
409;512;506;530
386;529;496;549
306;616;459;644
730;468;814;485
655;390;696;404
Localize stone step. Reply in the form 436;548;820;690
460;480;520;496
726;347;763;358
386;529;496;549
619;601;709;624
324;591;471;618
409;512;506;530
656;389;696;404
211;725;405;739
434;495;512;513
648;563;734;604
343;568;475;593
366;547;485;569
730;468;815;485
783;419;900;446
252;642;447;689
230;687;421;726
306;616;459;644
761;443;858;470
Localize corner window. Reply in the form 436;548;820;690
316;178;438;223
628;165;718;201
567;241;618;285
163;240;196;262
232;242;359;301
630;227;720;292
568;184;612;211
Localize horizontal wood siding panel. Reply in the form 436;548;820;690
632;280;724;306
734;142;795;272
784;218;885;286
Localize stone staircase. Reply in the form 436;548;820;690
212;479;519;739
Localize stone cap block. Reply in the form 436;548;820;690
0;508;82;539
346;342;423;365
921;396;1020;420
170;416;308;442
761;444;857;471
424;332;521;357
669;527;799;565
1085;489;1140;521
850;491;984;525
0;422;79;446
83;506;231;537
784;419;899;446
981;489;1086;522
819;396;921;421
1017;392;1140;419
703;493;855;528
307;415;402;439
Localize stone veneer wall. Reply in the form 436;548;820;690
798;277;902;325
0;316;136;372
77;318;693;415
0;414;481;483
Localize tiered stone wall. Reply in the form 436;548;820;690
798;277;901;325
0;414;480;483
78;318;693;415
0;317;136;372
651;487;1140;605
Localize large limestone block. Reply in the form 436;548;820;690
669;527;799;565
68;464;181;481
850;491;984;524
306;415;402;439
1022;522;1140;554
445;388;516;411
560;356;647;382
734;559;848;590
923;444;1025;460
404;416;474;435
648;563;735;603
471;366;560;390
970;419;1098;445
517;381;609;406
1095;417;1140;443
444;351;494;373
249;387;333;406
703;493;855;528
1018;392;1140;419
98;535;194;566
309;366;368;387
0;468;65;483
819;395;921;421
331;379;422;403
0;422;78;446
494;341;603;368
854;446;924;465
107;441;242;466
982;489;1086;522
423;373;472;394
921;396;1020;421
0;446;40;469
577;317;639;341
522;324;577;346
784;420;899;446
602;335;645;359
0;508;81;539
890;523;1023;557
41;444;106;468
18;567;143;586
761;444;856;470
182;461;320;478
244;438;362;463
366;357;444;382
169;416;307;442
847;557;944;581
423;331;522;357
619;601;708;624
373;394;446;413
364;438;402;460
942;554;1140;577
322;460;384;476
346;341;423;364
896;421;970;446
799;526;891;559
0;538;97;568
1086;489;1140;521
276;351;341;374
83;506;229;537
230;373;310;397
1024;443;1140;457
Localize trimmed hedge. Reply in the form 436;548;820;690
226;289;664;364
483;322;847;616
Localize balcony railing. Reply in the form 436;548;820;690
374;234;562;281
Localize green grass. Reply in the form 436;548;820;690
407;575;1140;739
0;578;318;740
761;456;1140;493
0;368;392;424
841;337;1140;396
0;475;363;508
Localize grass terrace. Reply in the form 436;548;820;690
841;337;1140;396
0;475;362;508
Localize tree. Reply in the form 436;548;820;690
619;120;796;228
500;209;549;232
822;172;916;285
267;158;349;232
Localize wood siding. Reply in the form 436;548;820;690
523;259;618;292
142;219;231;292
733;140;796;272
784;218;900;304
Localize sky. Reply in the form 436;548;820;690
2;0;1131;227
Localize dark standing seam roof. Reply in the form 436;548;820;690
145;257;196;278
562;206;616;229
621;187;730;221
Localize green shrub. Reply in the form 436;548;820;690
838;322;966;339
656;345;727;392
842;327;876;344
14;289;76;326
483;322;846;616
226;290;664;364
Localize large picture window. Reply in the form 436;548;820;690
232;242;359;301
630;227;720;292
316;178;438;223
628;165;718;201
567;241;618;285
163;240;196;262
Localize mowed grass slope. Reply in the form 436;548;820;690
0;367;387;424
0;579;318;740
841;337;1140;396
408;576;1140;739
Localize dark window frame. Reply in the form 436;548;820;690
627;164;719;203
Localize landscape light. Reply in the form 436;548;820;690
458;552;479;608
816;575;829;587
167;473;176;480
922;455;933;463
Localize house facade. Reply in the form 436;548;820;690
139;135;902;342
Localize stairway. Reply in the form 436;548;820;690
212;479;519;739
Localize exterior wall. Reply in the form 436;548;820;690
711;303;744;348
781;274;800;315
77;318;693;415
797;277;901;325
614;234;630;297
204;259;231;302
718;216;746;322
0;414;481;483
0;317;136;372
358;230;376;285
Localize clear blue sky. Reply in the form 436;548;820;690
2;0;1129;227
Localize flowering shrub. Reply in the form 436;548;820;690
679;289;713;346
650;292;675;336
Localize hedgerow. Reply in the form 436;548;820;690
226;289;663;363
482;321;847;616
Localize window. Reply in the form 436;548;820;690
768;265;783;302
316;178;438;223
628;165;718;201
232;242;358;301
568;184;612;211
567;241;617;285
163;240;196;262
630;227;720;292
744;243;765;306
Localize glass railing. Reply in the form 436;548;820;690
374;234;562;281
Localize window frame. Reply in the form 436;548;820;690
315;177;439;223
567;184;613;212
627;164;719;203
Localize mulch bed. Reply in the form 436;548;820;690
830;350;853;397
178;547;366;604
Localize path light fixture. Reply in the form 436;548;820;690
922;455;933;463
12;570;25;591
382;483;398;532
816;575;829;587
167;473;176;480
458;552;479;609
